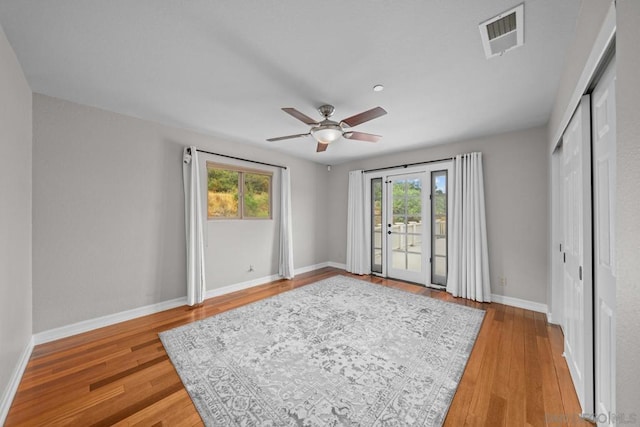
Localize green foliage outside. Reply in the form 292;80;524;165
371;178;446;225
207;168;270;218
372;180;383;226
433;190;446;218
393;180;422;223
208;169;238;217
243;173;270;218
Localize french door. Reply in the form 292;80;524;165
368;164;451;287
386;173;426;283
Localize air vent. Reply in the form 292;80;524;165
479;4;524;59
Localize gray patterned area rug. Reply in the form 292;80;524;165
159;275;485;426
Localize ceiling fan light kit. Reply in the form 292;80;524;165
267;104;387;152
312;126;342;144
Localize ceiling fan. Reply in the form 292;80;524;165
267;104;387;152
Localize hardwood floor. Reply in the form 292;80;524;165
6;268;591;426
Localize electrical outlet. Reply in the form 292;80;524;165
500;276;507;286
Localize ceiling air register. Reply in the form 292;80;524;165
479;3;524;59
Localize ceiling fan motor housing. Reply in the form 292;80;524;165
318;104;335;118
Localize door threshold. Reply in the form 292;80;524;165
370;275;446;292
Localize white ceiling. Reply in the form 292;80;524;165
0;0;582;165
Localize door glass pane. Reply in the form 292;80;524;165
371;178;383;274
389;176;423;278
392;179;407;215
393;215;407;225
407;221;422;252
407;197;421;221
391;250;406;270
431;171;448;285
407;252;422;272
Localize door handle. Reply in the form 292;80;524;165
388;231;392;235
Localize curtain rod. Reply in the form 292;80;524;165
188;147;287;170
362;157;453;173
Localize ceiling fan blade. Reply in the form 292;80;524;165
266;132;310;142
340;106;387;127
282;108;318;125
316;142;329;152
344;131;382;143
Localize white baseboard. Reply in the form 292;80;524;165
205;262;340;299
327;261;347;270
546;312;562;325
0;336;34;425
33;296;188;345
296;262;333;275
491;293;548;314
205;274;281;299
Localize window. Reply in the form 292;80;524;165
431;170;448;285
371;178;383;274
207;162;272;220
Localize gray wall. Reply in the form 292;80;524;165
199;144;329;289
0;24;32;410
327;126;549;304
547;0;612;149
32;94;328;332
615;0;640;415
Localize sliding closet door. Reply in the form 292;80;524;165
562;95;594;414
592;58;616;424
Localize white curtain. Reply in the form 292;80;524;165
279;168;294;279
447;152;491;302
346;170;368;274
182;146;206;306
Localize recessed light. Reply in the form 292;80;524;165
373;84;384;92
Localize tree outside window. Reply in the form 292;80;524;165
207;163;272;219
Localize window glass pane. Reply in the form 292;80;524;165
208;168;239;218
431;170;448;285
243;173;271;218
374;248;382;267
434;256;447;277
371;178;383;274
